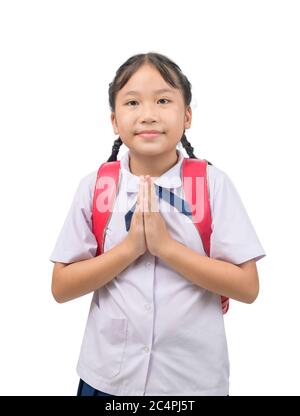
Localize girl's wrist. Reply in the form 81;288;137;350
121;237;141;262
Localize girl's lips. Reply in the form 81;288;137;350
137;132;163;138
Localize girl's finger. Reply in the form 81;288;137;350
150;177;158;212
144;176;149;213
148;176;152;212
146;175;156;212
139;176;144;212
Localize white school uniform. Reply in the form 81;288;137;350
49;148;266;396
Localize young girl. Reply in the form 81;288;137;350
50;52;266;396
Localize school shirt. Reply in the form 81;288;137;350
49;148;266;396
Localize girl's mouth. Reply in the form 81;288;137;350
137;133;163;139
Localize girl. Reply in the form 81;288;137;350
50;52;266;396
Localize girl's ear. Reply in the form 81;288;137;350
111;112;118;134
184;106;192;129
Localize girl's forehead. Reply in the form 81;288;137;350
120;65;178;94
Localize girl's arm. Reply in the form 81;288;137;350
51;237;139;303
157;238;259;304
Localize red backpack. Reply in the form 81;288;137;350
91;157;229;314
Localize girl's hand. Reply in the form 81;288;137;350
125;176;147;257
142;175;172;257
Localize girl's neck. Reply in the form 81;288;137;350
128;149;179;179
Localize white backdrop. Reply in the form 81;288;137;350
0;0;299;396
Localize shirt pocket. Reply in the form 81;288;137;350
80;301;128;379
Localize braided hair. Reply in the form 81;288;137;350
106;52;212;166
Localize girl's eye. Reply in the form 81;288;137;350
125;99;171;106
158;98;170;104
126;100;138;106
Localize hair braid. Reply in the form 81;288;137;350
106;137;123;162
180;132;197;159
180;132;212;165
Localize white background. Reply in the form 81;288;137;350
0;0;299;396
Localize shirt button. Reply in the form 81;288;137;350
145;262;151;267
143;346;149;353
144;303;151;311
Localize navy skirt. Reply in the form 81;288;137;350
77;378;115;396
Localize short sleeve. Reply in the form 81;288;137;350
49;171;98;264
208;166;266;265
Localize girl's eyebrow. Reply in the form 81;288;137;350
123;88;175;97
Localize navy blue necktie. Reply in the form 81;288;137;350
125;185;193;232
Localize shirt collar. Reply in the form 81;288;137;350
120;148;184;193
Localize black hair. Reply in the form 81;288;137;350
106;51;212;165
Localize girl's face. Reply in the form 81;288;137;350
111;64;192;158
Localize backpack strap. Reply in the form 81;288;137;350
182;158;229;314
92;161;121;256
